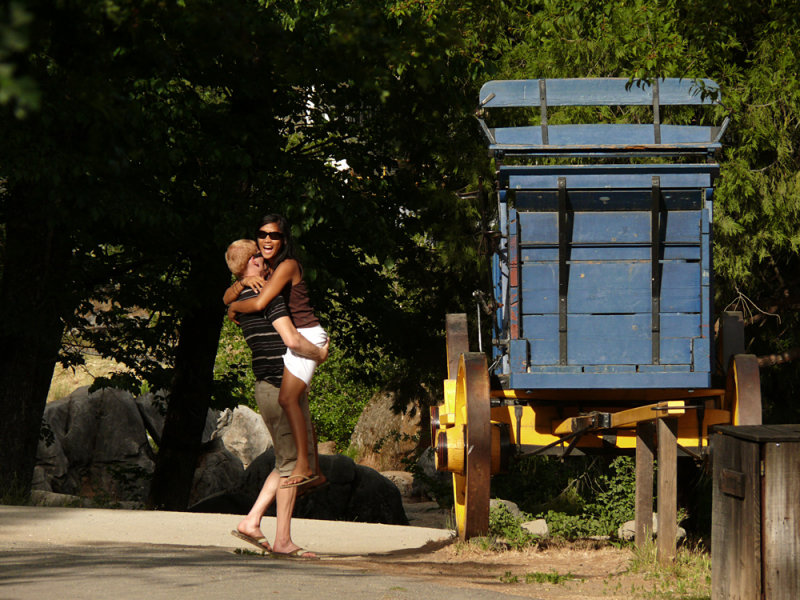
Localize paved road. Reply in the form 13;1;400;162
0;506;531;600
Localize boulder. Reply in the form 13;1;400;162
135;391;167;445
135;390;217;447
521;519;549;537
350;391;421;471
190;451;408;525
189;438;245;507
413;447;453;499
491;498;523;519
214;406;271;469
35;387;155;502
381;470;414;498
317;441;337;455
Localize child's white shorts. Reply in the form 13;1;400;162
283;325;327;386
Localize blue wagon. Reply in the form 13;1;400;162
431;78;762;540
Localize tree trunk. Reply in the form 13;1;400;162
0;209;73;500
147;254;229;510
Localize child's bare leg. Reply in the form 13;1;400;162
278;369;313;485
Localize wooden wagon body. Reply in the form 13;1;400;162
431;78;762;543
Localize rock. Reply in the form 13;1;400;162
214;406;271;469
521;519;549;537
617;514;686;542
189;438;245;507
412;447;451;499
190;451;408;525
29;489;143;509
35;387;155;502
491;498;523;519
35;421;68;492
381;471;414;497
30;466;52;493
345;464;409;524
135;391;167;445
350;391;421;471
201;408;219;444
403;501;451;529
30;490;85;507
317;441;337;455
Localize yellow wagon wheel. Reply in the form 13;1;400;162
724;354;763;425
431;314;471;445
451;352;491;540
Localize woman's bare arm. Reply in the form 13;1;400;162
227;260;298;316
222;275;265;305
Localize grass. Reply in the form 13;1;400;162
620;540;711;599
500;568;581;585
525;569;579;584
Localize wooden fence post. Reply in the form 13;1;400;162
635;421;656;546
657;417;678;564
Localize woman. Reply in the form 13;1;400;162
224;214;327;488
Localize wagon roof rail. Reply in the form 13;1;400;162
477;78;727;158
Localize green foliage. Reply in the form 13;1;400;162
525;570;578;585
583;455;637;534
493;455;638;540
0;1;39;116
499;571;519;584
492;454;595;514
546;456;636;539
488;503;539;550
213;317;257;411
308;344;387;447
500;568;579;585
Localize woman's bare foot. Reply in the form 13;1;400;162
280;470;318;488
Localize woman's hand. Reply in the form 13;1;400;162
240;275;265;292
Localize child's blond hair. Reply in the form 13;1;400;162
225;239;259;278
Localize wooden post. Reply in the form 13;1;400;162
657;418;678;564
635;421;656;546
711;428;762;599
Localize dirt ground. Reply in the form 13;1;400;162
389;502;706;599
328;541;656;599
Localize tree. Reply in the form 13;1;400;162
471;0;800;421
0;0;281;501
1;0;497;503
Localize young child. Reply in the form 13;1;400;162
224;217;327;489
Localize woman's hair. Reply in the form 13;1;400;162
257;213;296;268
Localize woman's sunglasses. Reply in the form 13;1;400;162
256;231;285;240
